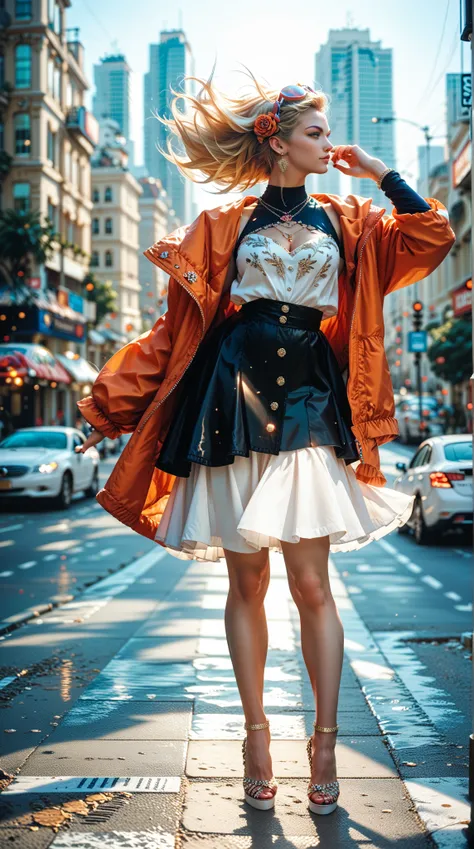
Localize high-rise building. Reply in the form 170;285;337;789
91;121;142;340
0;0;99;428
314;28;395;205
417;144;445;197
144;29;194;225
138;177;172;328
93;53;134;166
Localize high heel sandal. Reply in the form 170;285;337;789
242;719;278;810
306;722;340;815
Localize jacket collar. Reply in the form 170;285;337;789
145;191;386;295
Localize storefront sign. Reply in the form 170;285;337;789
452;140;471;187
452;281;472;316
38;309;85;340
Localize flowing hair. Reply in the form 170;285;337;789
153;65;329;194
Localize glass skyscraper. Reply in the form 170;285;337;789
93;54;134;165
315;29;395;206
144;29;194;225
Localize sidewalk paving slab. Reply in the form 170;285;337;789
185;737;397;779
181;778;430;846
20;739;187;776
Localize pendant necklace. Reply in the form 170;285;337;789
271;222;307;250
258;194;311;223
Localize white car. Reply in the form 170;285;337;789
393;434;472;544
0;427;100;509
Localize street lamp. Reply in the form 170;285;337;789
371;116;433;188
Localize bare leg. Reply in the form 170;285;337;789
281;535;343;804
223;546;274;800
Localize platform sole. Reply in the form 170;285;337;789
244;792;276;810
308;798;338;815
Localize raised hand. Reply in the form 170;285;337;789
330;145;388;182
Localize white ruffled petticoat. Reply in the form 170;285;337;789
155;445;415;562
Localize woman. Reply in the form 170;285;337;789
76;73;455;815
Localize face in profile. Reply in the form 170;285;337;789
274;109;334;176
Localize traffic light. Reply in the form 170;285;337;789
412;301;423;331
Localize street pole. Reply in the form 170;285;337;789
461;0;473;840
415;350;423;439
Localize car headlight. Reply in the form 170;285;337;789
32;461;59;474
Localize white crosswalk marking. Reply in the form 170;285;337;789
421;575;443;590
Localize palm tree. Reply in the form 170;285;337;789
0;210;57;301
83;272;117;326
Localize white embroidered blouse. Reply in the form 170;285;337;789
230;228;340;319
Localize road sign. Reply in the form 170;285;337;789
408;330;428;353
461;73;472;108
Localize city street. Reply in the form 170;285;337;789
0;442;471;847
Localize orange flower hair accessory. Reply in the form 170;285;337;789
253;111;280;144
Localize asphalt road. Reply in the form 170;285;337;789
0;441;470;631
0;454;156;625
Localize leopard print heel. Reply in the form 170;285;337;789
242;719;278;810
306;722;340;815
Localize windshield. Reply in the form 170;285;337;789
0;431;68;450
444;442;472;463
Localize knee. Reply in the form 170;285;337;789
289;570;332;611
228;565;270;605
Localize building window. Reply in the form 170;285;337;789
15;44;32;89
105;250;113;267
53;63;61;101
47;126;56;165
71;155;78;187
105;217;113;235
64;148;71;182
92;218;99;235
104;186;112;202
47;200;57;231
15;0;32;19
48;0;60;33
13;182;30;213
92;187;99;203
14;112;31;156
91;251;99;267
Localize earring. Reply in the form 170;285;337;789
278;156;288;173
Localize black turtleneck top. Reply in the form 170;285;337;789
233;171;431;262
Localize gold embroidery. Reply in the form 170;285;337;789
245;251;266;272
312;255;333;286
296;255;318;281
262;249;286;279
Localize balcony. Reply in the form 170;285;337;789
66;107;99;148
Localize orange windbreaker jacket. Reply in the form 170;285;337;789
78;191;455;543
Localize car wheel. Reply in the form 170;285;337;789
413;498;430;545
54;472;73;510
85;467;99;498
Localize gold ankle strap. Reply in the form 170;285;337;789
314;723;339;732
245;719;270;731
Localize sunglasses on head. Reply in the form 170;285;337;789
271;84;316;122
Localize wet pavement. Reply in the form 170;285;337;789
0;442;471;847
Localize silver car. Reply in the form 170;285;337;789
0;427;100;509
396;396;445;444
393;434;472;544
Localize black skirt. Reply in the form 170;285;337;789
155;298;360;478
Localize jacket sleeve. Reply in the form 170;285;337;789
77;277;179;438
375;198;456;297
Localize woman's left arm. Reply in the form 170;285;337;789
331;147;456;297
373;167;456;296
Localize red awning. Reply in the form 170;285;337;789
0;345;71;384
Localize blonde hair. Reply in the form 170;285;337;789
154;66;329;194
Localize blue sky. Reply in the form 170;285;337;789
69;0;468;211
